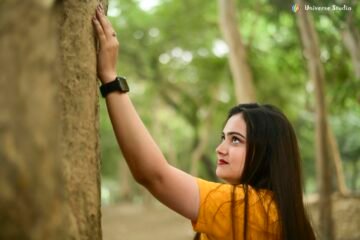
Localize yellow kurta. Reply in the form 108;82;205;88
192;178;280;240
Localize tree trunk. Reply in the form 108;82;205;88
328;128;349;195
0;1;71;239
218;0;256;103
352;159;359;190
341;11;360;78
295;1;334;239
201;155;218;181
190;97;218;177
0;1;104;239
57;0;103;239
190;117;212;176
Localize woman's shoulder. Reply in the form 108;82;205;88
196;178;278;218
196;178;274;199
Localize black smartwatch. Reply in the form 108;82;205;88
100;76;129;98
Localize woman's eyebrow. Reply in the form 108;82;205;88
222;131;246;140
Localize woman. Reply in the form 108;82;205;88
92;4;316;240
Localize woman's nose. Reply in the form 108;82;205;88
216;141;227;155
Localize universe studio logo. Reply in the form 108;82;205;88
304;4;351;11
291;3;352;13
292;4;300;13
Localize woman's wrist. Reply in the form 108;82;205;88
100;73;117;84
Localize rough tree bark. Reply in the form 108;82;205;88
57;0;104;239
218;0;256;103
296;0;334;239
1;1;106;239
0;1;70;239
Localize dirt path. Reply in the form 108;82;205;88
102;203;194;240
103;196;360;240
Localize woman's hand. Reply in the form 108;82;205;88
92;4;119;84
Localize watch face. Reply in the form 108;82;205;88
117;77;129;92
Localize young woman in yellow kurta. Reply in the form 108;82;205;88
92;4;315;240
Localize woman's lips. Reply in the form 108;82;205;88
218;159;229;165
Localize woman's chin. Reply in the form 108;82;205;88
215;167;223;179
215;170;240;184
216;169;228;182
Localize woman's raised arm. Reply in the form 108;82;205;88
92;4;199;221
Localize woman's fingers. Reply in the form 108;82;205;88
92;4;119;83
95;5;115;39
92;16;106;44
93;4;118;49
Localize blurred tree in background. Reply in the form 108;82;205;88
100;0;360;206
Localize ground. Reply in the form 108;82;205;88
306;194;360;240
102;196;360;240
102;202;194;240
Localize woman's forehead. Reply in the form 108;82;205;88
223;114;247;135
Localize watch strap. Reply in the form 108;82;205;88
100;76;129;98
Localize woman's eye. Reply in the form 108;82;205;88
232;137;240;144
220;135;225;141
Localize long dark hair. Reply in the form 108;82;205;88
230;103;315;240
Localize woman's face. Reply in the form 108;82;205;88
216;113;247;184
